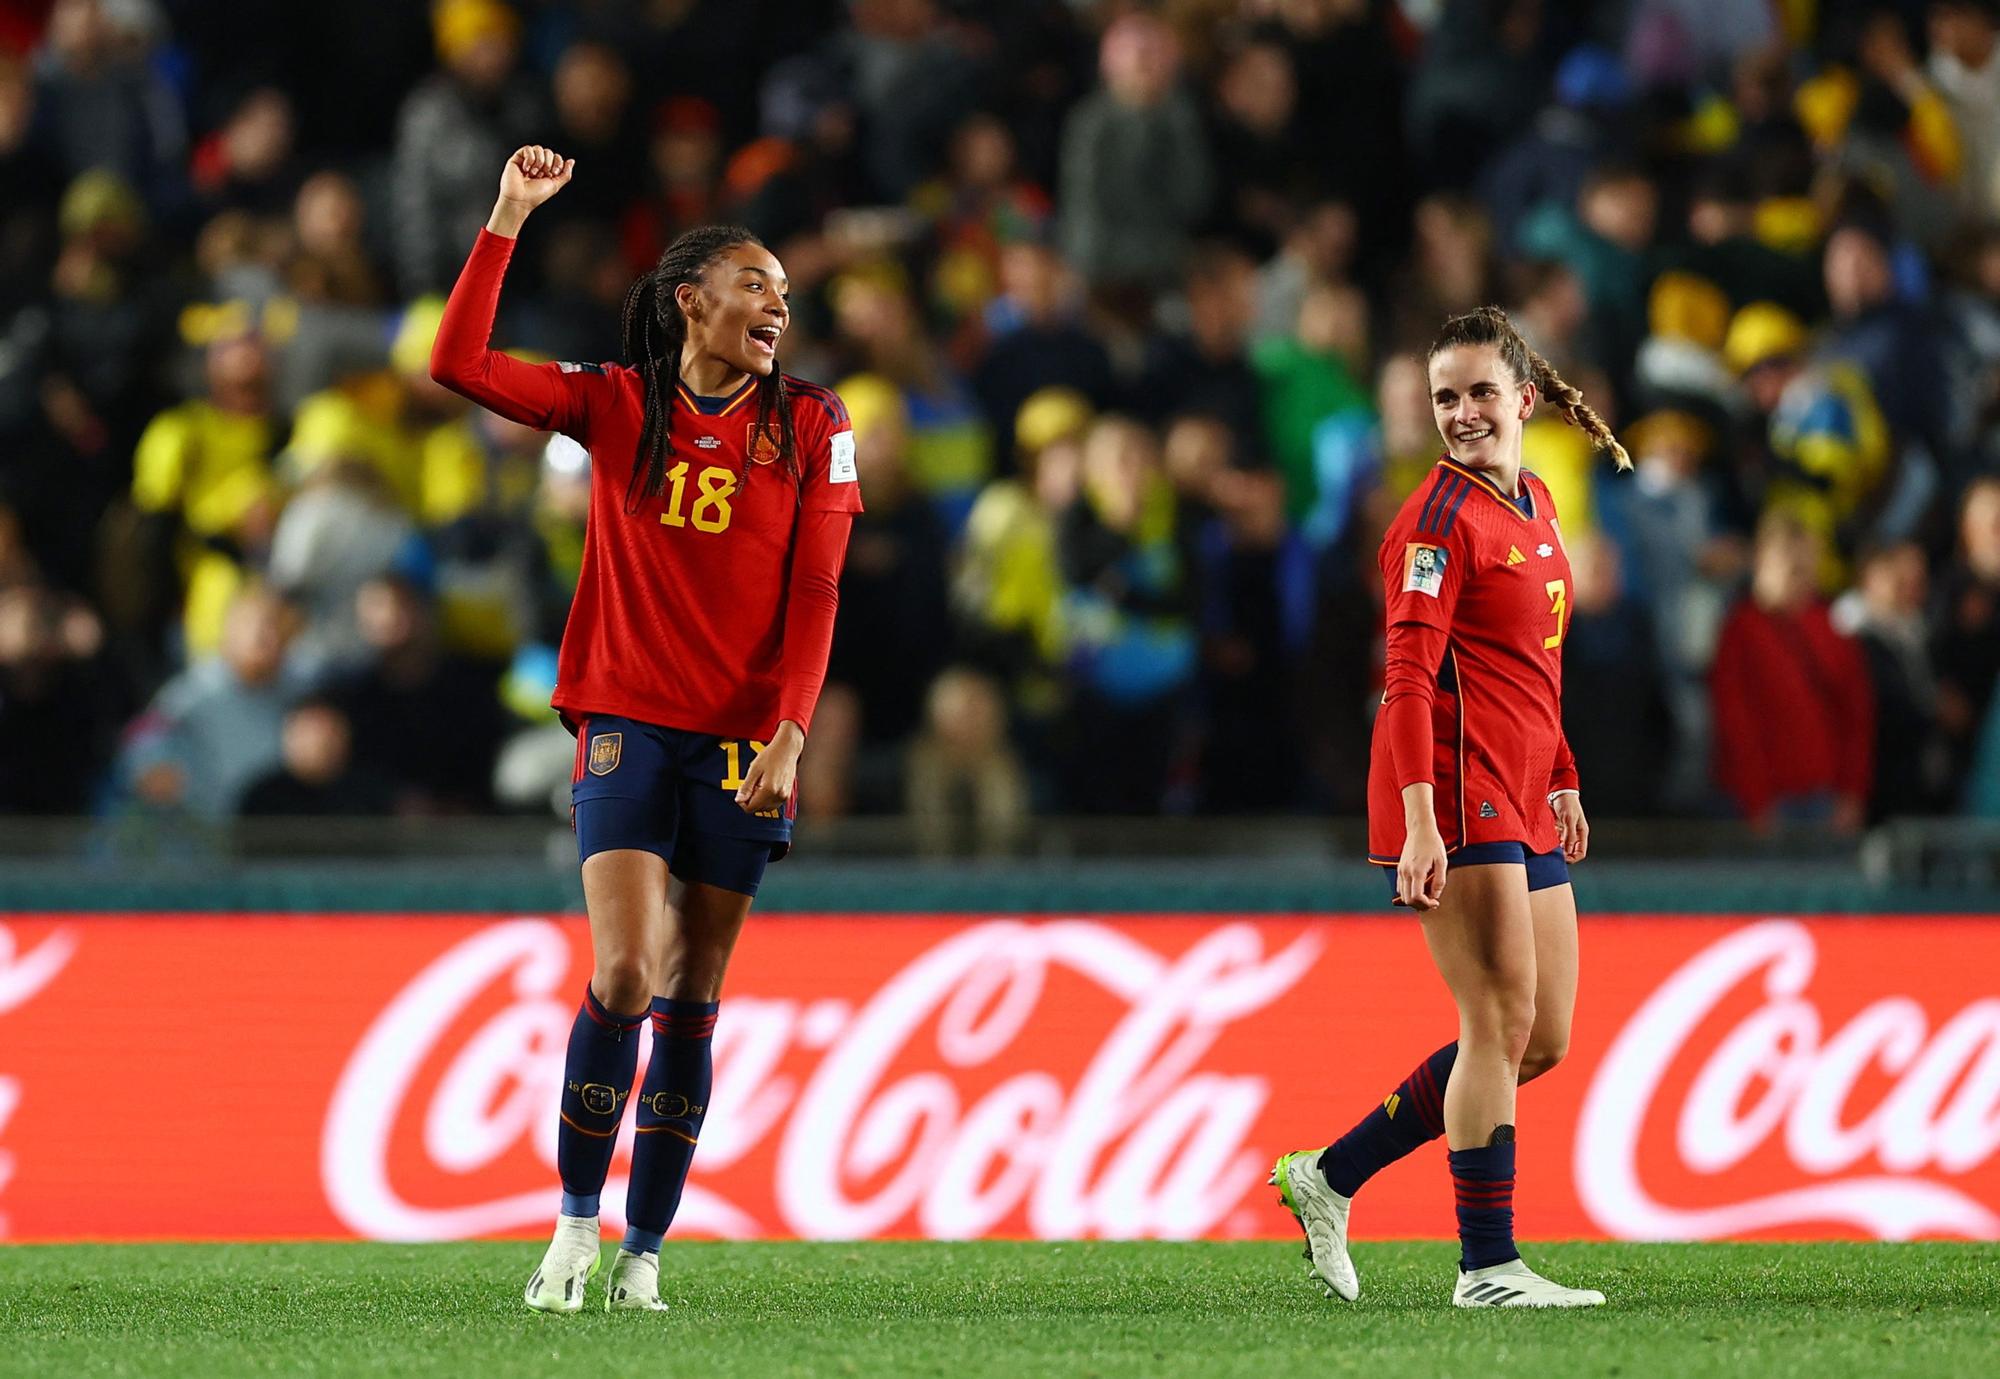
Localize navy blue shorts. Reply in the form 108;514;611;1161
570;714;794;897
1381;840;1569;900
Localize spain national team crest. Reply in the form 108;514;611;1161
747;421;781;466
588;732;622;776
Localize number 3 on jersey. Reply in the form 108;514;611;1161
659;463;734;533
1543;578;1569;649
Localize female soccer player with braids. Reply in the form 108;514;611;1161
432;147;861;1313
1273;306;1629;1308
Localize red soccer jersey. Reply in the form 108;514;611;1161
1367;459;1578;862
433;229;863;741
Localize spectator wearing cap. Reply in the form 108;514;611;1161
1632;270;1737;420
1725;300;1891;588
954;387;1091;716
389;0;544;296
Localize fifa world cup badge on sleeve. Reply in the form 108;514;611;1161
1403;543;1447;597
829;431;857;484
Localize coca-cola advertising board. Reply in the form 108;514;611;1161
1;913;1995;1243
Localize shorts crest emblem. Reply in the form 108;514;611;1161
588;732;622;776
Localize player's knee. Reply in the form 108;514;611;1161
656;939;728;995
1518;1032;1569;1083
1467;985;1537;1064
592;953;654;1012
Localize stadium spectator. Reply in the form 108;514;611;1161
1724;301;1892;588
31;0;184;204
968;237;1113;459
115;581;305;821
0;575;115;814
1058;10;1213;297
1710;513;1874;833
1929;0;2000;219
1057;414;1195;814
286;171;388;308
1935;474;2000;797
1838;541;1950;820
106;327;278;679
823;373;951;748
390;0;543;296
238;696;392;821
328;573;508;814
905;666;1029;855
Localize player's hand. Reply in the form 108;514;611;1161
1551;790;1589;864
736;721;804;815
494;146;573;221
1396;824;1448;911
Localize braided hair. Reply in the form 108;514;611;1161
1427;305;1632;471
618;225;802;511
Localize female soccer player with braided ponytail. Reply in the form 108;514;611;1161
432;147;860;1313
1273;306;1629;1308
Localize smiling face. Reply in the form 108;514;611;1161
1427;342;1534;470
677;241;790;379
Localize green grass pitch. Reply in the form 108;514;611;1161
1;1241;1993;1378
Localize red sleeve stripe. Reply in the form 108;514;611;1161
571;715;591;784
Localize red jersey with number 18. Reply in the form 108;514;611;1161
432;229;863;742
1366;459;1578;862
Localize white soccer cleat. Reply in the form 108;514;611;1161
1452;1257;1606;1308
605;1248;670;1312
523;1213;603;1314
1269;1149;1359;1301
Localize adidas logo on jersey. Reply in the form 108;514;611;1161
1506;546;1525;565
1479;801;1499;818
696;436;721;449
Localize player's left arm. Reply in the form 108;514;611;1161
1548;729;1586;862
736;391;862;815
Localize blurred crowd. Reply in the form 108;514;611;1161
4;0;2000;849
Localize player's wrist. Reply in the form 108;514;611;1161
487;200;531;238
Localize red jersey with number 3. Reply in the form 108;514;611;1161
1366;459;1576;861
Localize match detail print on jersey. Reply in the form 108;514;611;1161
1403;543;1448;597
829;431;857;484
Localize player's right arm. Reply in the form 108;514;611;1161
430;147;606;440
1378;482;1473;910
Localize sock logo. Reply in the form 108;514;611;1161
1383;1091;1400;1119
574;1082;623;1116
643;1092;704;1120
